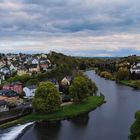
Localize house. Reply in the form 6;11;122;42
0;89;19;101
0;67;10;75
61;77;70;86
10;64;17;73
40;64;49;71
0;100;9;112
0;61;5;68
23;85;36;98
3;82;23;94
39;59;51;71
32;59;39;65
28;64;40;72
0;74;5;85
17;69;28;76
130;62;140;74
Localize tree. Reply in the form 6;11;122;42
79;62;87;70
26;79;39;86
8;74;31;84
32;82;61;113
85;77;98;95
129;110;140;140
100;71;113;80
116;67;130;81
69;76;90;103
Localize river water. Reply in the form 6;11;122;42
0;70;140;140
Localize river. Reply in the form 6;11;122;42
0;70;140;140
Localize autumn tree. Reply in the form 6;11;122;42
116;67;130;81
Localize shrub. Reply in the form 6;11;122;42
100;71;113;80
131;81;140;89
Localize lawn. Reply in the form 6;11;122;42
0;96;104;129
23;96;104;121
120;80;140;89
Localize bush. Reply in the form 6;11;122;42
32;82;61;114
131;81;140;89
100;71;113;80
6;97;17;108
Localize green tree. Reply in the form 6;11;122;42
26;79;39;86
8;74;31;84
69;76;90;103
116;67;130;81
130;110;140;140
85;77;98;95
32;82;61;113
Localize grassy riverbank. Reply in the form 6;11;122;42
119;80;140;89
94;70;140;90
0;96;104;129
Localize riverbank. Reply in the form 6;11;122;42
94;70;140;90
0;96;105;129
119;80;140;89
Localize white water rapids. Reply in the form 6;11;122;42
0;122;34;140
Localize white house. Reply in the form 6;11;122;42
0;100;9;112
0;74;5;85
23;85;36;98
32;59;39;65
0;67;10;75
10;64;17;73
130;62;140;74
61;77;70;86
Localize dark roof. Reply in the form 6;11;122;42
11;81;22;85
0;67;9;70
4;81;22;87
0;90;18;97
132;65;140;70
0;100;7;106
27;64;38;69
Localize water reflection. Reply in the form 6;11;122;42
34;121;61;140
70;113;89;128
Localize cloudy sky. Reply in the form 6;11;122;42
0;0;140;56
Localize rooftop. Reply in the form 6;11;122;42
0;90;18;97
0;100;7;106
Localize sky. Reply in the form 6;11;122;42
0;0;140;57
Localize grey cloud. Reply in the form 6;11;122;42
0;0;140;56
1;0;140;35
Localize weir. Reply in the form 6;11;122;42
0;122;34;140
